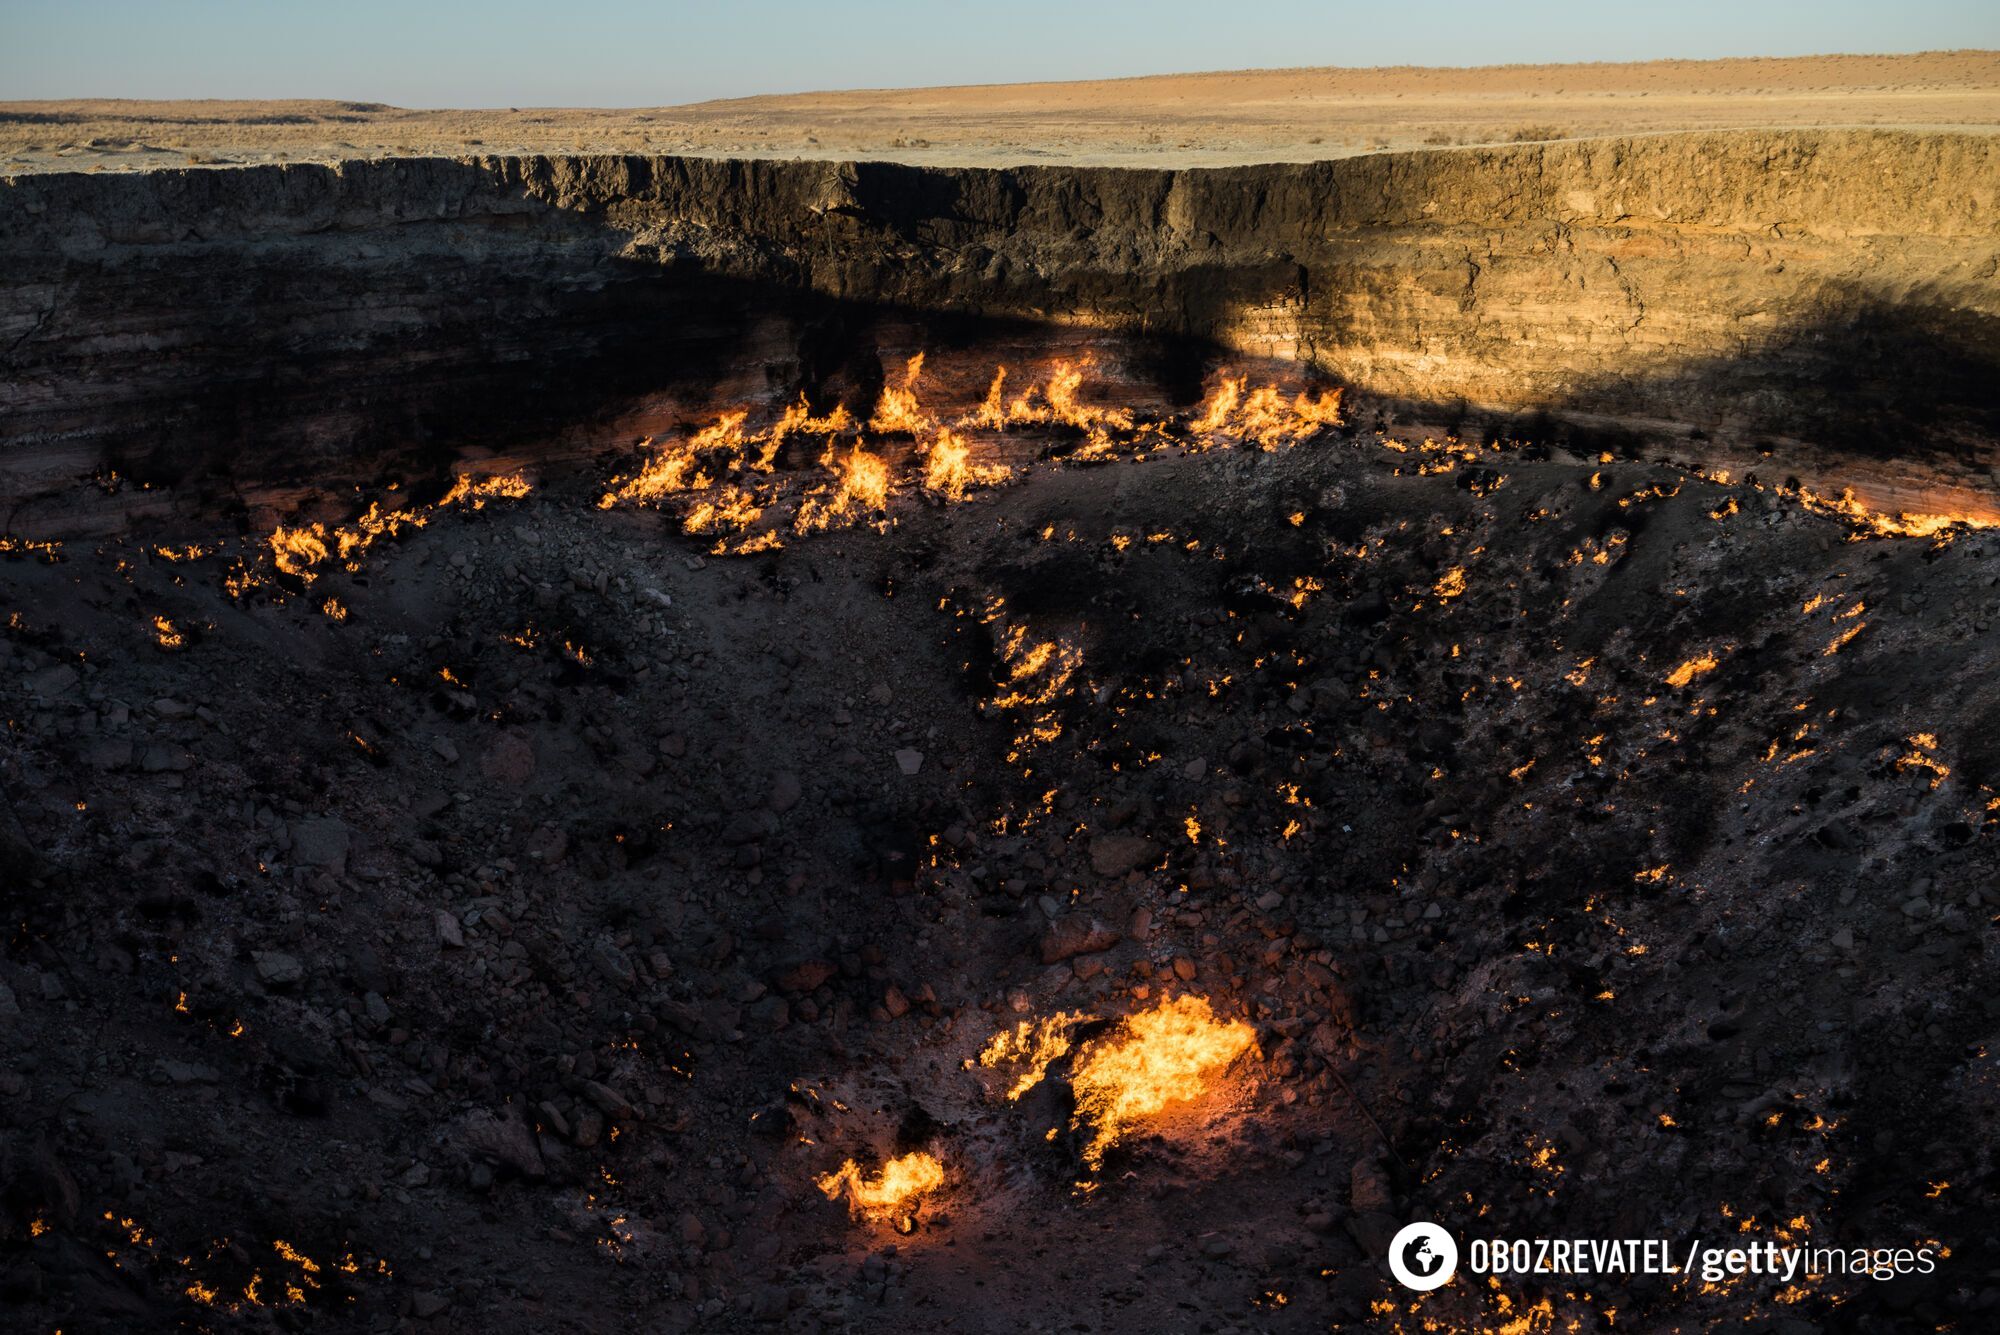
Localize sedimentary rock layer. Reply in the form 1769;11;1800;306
2;130;1995;516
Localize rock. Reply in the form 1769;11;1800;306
457;1107;546;1180
590;939;636;990
83;738;133;771
1347;1211;1401;1259
409;1290;452;1319
253;951;303;986
894;748;924;776
1040;914;1121;964
775;959;837;994
768;771;803;814
435;910;465;949
748;996;790;1031
1089;833;1156;878
581;1081;634;1119
1171;956;1197;981
524;824;568;863
141;745;192;773
1350;1154;1393;1213
480;731;536;786
156;1059;220;1085
747;1283;791;1321
432;737;459;764
289;817;351;871
882;985;910;1018
24;664;78;698
722;809;779;845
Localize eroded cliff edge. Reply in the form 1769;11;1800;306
2;130;1996;524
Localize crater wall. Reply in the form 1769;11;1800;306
3;130;1996;524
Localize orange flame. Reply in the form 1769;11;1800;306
1069;994;1256;1168
868;353;932;435
978;1010;1087;1099
795;445;891;533
816;1151;946;1229
922;427;1012;501
985;994;1257;1171
1791;484;1996;541
1664;652;1720;688
960;355;1134;434
1191;376;1343;449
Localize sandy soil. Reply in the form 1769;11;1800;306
3;50;1996;174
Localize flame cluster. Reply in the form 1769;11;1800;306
1788;483;1996;543
267;471;532;585
979;993;1257;1170
596;355;1343;549
1188;376;1344;449
816;1150;946;1230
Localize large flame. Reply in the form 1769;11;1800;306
816;1151;946;1230
1190;376;1344;449
1069;994;1257;1169
795;444;892;532
868;353;932;435
1789;483;1997;542
958;356;1133;434
982;994;1257;1171
922;426;1012;501
978;1010;1086;1100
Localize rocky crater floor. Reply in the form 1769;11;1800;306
1;368;1998;1333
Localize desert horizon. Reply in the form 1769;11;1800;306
4;48;1996;173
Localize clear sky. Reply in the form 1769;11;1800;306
1;0;1994;106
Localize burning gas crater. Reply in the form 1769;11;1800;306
597;353;1345;552
814;993;1259;1233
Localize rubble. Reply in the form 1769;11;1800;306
0;365;1994;1333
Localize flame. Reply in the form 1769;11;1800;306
988;994;1257;1171
796;444;892;533
681;485;764;535
1070;995;1256;1168
978;1011;1086;1099
816;1150;945;1228
1190;376;1343;449
868;353;932;435
957;356;1133;434
152;615;184;650
1895;733;1950;789
1664;652;1720;688
269;524;332;580
984;621;1084;761
922;426;1012;501
262;474;525;586
439;471;532;509
1791;485;1996;541
965;366;1012;430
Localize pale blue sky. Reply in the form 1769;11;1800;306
1;1;1994;106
